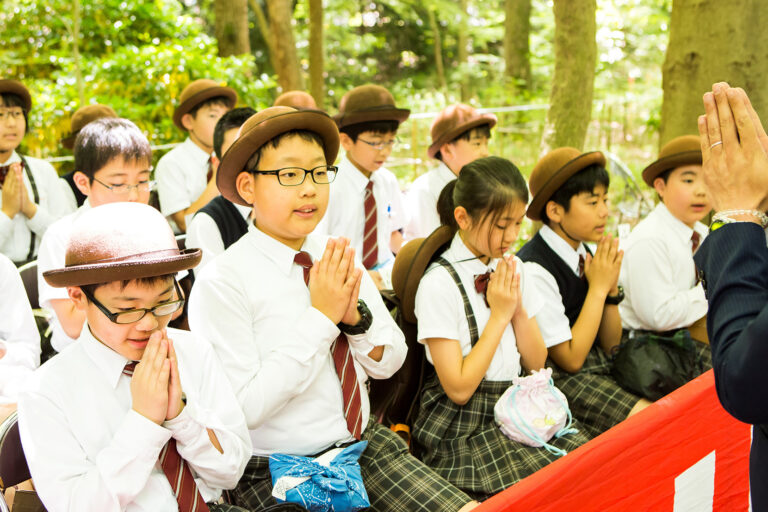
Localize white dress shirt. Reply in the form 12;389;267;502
0;253;39;403
404;161;456;240
523;225;589;347
156;138;211;221
18;325;251;512
188;224;407;457
317;155;408;271
619;202;708;331
415;233;545;380
0;151;74;263
37;200;92;352
185;202;252;271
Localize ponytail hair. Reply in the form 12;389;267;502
436;156;528;233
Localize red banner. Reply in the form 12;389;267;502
478;371;751;511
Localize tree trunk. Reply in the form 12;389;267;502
308;0;324;109
503;0;531;90
72;0;86;106
248;0;280;73
540;0;597;153
265;0;304;91
660;0;768;147
427;7;447;92
214;0;251;57
457;0;470;101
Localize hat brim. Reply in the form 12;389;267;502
0;80;31;112
43;248;202;288
526;151;606;221
427;114;497;159
392;225;454;324
641;150;702;187
217;109;341;206
333;108;411;129
173;86;238;131
61;133;77;151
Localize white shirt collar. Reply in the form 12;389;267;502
0;150;22;166
244;223;320;278
538;224;587;276
435;160;458;182
182;137;213;164
654;202;705;241
443;232;498;273
339;154;374;191
81;323;134;389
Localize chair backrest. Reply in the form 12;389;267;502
17;261;39;310
0;412;31;491
175;234;187;251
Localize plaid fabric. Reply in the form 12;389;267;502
231;419;471;511
412;374;590;501
207;503;251;512
694;339;712;371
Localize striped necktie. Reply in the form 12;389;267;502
362;180;378;270
691;231;701;254
293;252;364;439
0;165;11;186
122;362;210;512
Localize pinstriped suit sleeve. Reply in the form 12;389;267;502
694;222;768;424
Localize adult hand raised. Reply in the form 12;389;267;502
698;82;768;215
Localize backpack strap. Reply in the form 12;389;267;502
434;257;479;346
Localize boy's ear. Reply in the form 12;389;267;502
653;176;667;198
181;112;196;131
440;142;455;162
454;206;471;231
545;200;564;224
339;132;355;152
73;171;92;196
235;171;256;205
67;286;89;311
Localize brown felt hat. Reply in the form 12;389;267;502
642;135;702;187
43;202;201;288
527;147;606;221
173;79;238;131
0;80;32;112
428;104;497;159
61;104;118;150
217;106;340;206
333;84;410;129
274;90;319;110
391;225;454;324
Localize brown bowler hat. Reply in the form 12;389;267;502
43;202;201;288
333;84;410;128
61;104;118;150
428;104;497;159
527;147;606;221
391;225;453;324
0;79;32;112
217;106;340;206
274;90;318;110
642;135;702;187
173;79;238;131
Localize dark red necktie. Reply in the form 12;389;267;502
691;231;701;254
206;156;213;183
0;165;11;187
474;272;491;307
123;362;210;512
293;251;364;439
362;180;378;270
578;255;585;279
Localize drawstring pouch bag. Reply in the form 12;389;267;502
494;368;578;456
269;440;370;511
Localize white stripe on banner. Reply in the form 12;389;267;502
674;450;716;512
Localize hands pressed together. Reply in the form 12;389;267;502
130;329;185;425
486;256;522;324
584;235;622;297
309;237;364;326
1;162;37;220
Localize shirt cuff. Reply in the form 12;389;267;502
114;409;173;460
163;403;205;446
293;307;341;359
346;331;388;361
25;205;51;233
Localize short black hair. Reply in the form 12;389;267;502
74;118;152;182
339;120;399;142
435;124;492;161
244;130;325;172
79;274;175;298
188;96;232;119
541;164;610;225
0;92;29;128
213;107;256;158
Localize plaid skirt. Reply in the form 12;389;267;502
412;374;590;500
230;419;471;511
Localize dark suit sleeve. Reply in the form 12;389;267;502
694;222;768;424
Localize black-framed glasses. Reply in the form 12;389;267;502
357;137;399;151
0;108;25;123
93;175;156;195
249;165;338;187
81;279;185;325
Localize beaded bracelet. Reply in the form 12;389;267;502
711;209;768;229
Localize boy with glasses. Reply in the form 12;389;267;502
0;79;73;264
37;118;157;353
18;201;252;511
317;84;410;289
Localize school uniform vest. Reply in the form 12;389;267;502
195;196;248;250
517;232;588;327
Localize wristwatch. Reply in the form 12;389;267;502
605;286;625;305
338;300;373;335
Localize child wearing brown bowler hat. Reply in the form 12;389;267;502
18;202;253;511
188;106;478;511
517;148;650;438
317;84;410;290
156;79;238;233
618;135;712;367
405;104;496;240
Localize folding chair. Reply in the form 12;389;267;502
0;411;45;511
16;261;38;310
